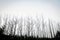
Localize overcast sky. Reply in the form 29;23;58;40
0;0;60;22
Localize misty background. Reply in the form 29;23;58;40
0;0;60;22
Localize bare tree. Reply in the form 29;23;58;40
12;17;18;35
2;17;9;35
48;19;53;38
17;17;23;36
30;18;34;36
3;17;13;35
35;17;40;37
9;20;14;35
20;18;23;36
57;23;60;32
50;21;55;38
41;16;45;37
48;19;56;38
0;16;1;28
26;17;31;36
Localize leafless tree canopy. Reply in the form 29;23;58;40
0;16;60;38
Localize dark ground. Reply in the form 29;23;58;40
0;28;60;40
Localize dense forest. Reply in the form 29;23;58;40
0;16;60;40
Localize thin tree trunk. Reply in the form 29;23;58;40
48;19;53;38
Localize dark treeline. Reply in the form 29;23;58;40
0;28;60;40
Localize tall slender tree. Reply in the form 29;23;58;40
36;17;40;37
12;17;18;35
41;16;45;37
26;17;31;36
30;18;34;36
48;19;55;38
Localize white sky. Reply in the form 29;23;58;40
0;0;60;22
